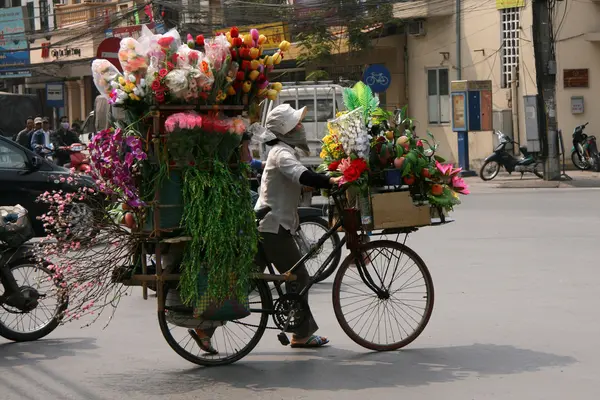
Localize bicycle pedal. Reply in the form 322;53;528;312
277;332;290;346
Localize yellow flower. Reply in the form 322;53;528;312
320;149;328;159
323;135;334;145
118;77;126;85
279;40;291;52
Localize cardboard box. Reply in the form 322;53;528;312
371;191;431;229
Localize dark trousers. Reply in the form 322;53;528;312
260;225;318;338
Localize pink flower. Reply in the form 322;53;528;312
195;115;203;128
185;114;198;129
435;160;462;177
165;118;176;133
451;175;470;194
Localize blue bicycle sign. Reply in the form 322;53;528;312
363;64;391;93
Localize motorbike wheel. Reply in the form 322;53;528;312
479;160;501;181
0;260;68;342
571;151;589;171
296;216;341;283
533;161;544;179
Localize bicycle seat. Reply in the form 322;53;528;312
255;207;271;221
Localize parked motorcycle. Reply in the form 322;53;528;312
570;122;600;171
480;131;544;181
0;206;68;342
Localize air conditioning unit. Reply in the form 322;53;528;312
406;20;426;36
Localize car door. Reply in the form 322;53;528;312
0;139;51;233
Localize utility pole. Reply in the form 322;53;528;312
532;0;561;180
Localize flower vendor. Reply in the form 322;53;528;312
248;104;341;348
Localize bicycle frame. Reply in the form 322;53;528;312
253;188;387;303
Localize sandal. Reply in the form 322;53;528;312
188;329;219;355
290;335;329;348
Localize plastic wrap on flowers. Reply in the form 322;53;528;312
119;37;149;82
330;107;370;159
92;59;123;100
164;112;244;165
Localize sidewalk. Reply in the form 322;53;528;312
465;170;600;190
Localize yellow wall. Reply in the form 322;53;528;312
406;1;539;168
553;1;600;152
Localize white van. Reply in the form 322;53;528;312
257;82;347;167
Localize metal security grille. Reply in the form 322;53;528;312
501;7;520;88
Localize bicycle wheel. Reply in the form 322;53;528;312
295;216;341;283
332;240;434;351
158;279;271;366
0;260;68;342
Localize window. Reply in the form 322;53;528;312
283;99;340;123
501;7;520;88
39;0;49;31
0;142;27;169
427;68;449;124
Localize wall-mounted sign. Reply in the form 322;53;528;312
451;93;467;132
571;96;584;114
51;47;82;59
105;22;156;39
46;82;64;108
564;69;589;88
0;7;30;77
363;64;391;93
496;0;524;9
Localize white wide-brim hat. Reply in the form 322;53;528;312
249;104;307;143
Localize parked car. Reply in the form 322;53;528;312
0;136;96;237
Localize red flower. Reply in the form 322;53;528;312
233;81;242;90
188;51;199;62
167;62;175;70
240;48;250;59
195;35;205;46
342;158;368;183
416;139;423;147
156;92;166;103
230;49;238;59
151;80;161;91
230;27;240;38
236;71;245;81
171;53;179;64
199;92;209;100
256;73;266;84
202;118;214;131
158;36;174;48
158;68;168;78
328;160;341;171
232;37;243;47
213;119;230;134
241;60;251;71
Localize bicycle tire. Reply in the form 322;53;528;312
332;240;434;351
158;279;271;366
0;260;68;342
297;216;342;283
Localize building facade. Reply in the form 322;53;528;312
396;0;595;168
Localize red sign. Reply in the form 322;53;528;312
96;37;122;71
41;42;50;58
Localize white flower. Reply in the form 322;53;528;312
128;75;136;83
140;78;146;87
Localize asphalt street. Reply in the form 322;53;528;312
2;186;599;399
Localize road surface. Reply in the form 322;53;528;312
1;187;598;399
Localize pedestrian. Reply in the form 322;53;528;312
50;116;81;167
29;117;45;153
14;116;34;148
252;104;341;348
